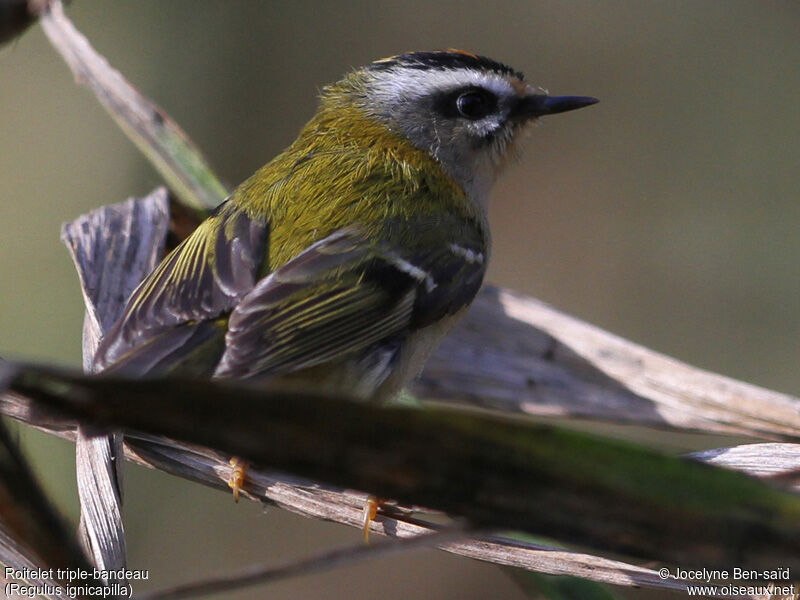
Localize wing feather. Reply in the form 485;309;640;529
93;201;268;374
96;206;486;388
214;218;486;381
215;229;418;378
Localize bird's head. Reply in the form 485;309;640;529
318;50;597;204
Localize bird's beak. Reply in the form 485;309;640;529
513;95;598;120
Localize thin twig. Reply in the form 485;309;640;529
138;529;466;600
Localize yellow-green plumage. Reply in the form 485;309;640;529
93;67;489;399
89;49;595;537
93;50;595;400
234;93;483;274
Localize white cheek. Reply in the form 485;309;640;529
468;115;505;138
361;66;519;209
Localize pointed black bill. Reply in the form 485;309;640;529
514;95;599;119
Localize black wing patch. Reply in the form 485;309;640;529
93;202;267;375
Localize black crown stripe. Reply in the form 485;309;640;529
369;51;524;80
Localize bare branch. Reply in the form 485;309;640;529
5;365;800;575
8;398;796;599
421;288;800;440
691;443;800;487
0;404;695;596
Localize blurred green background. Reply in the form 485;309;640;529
1;1;798;598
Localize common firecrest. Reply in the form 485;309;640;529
92;50;597;534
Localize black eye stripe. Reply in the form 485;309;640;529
434;87;498;120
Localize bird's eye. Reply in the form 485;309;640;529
456;90;495;120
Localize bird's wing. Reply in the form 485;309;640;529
93;201;268;375
214;217;486;379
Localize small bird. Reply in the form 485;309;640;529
93;50;596;538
